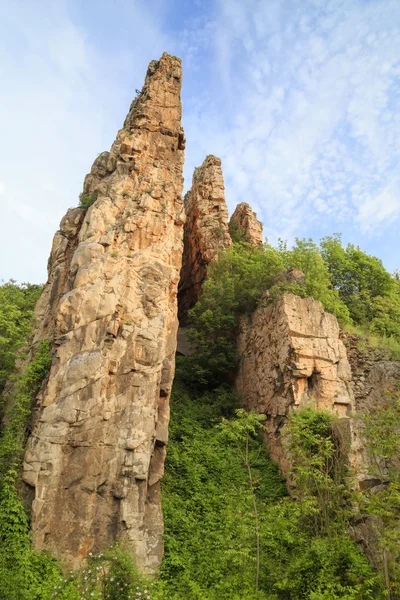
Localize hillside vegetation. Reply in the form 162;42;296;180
0;235;399;599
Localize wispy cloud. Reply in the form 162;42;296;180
1;0;399;282
183;0;400;253
0;0;171;282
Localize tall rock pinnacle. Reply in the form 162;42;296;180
178;155;231;323
229;202;263;245
22;53;185;573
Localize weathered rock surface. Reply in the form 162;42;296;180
344;333;400;414
178;155;231;323
236;294;363;477
22;53;185;573
229;202;263;245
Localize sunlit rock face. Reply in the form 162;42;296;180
229;202;263;245
178;155;231;324
236;293;365;479
22;52;185;573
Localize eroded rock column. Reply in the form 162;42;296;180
22;53;185;573
178;155;231;324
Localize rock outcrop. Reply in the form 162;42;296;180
229;202;263;245
236;294;362;476
178;155;231;323
344;333;400;414
22;53;185;573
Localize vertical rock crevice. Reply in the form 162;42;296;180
22;52;185;573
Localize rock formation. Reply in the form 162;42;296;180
344;333;400;414
236;294;363;477
229;202;263;245
22;53;185;573
178;155;231;324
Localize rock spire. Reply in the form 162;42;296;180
178;155;231;324
22;52;185;573
229;202;263;245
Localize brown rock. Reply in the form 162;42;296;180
178;155;231;323
229;202;263;245
236;294;364;480
22;52;185;574
342;332;400;414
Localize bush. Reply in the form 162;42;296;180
321;234;400;336
0;280;43;396
79;193;97;209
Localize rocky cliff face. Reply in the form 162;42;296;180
178;155;231;324
22;53;185;573
344;333;400;415
229;202;263;245
236;294;363;477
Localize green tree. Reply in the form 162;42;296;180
0;280;42;396
278;237;351;323
183;242;284;387
358;393;400;599
320;234;400;335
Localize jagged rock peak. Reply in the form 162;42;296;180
178;154;231;323
22;53;185;574
229;202;263;245
123;52;184;137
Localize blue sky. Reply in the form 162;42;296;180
0;0;399;283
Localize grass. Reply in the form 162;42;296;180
343;323;400;360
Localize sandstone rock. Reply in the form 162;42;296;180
343;332;400;414
229;202;263;245
178;155;231;324
22;52;185;573
236;294;364;479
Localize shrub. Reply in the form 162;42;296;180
79;193;97;209
0;280;43;397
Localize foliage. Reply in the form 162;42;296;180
183;234;398;388
157;384;381;599
357;392;400;598
0;280;42;396
51;545;154;600
0;339;52;478
286;410;350;538
343;323;400;361
321;234;400;337
183;238;350;388
228;219;246;243
79;193;97;209
182;241;284;387
0;340;60;600
156;382;286;600
277;238;351;323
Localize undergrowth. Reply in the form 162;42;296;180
344;323;400;360
154;372;382;599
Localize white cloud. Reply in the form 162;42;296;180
184;0;400;247
1;0;400;281
0;0;172;283
357;185;400;234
